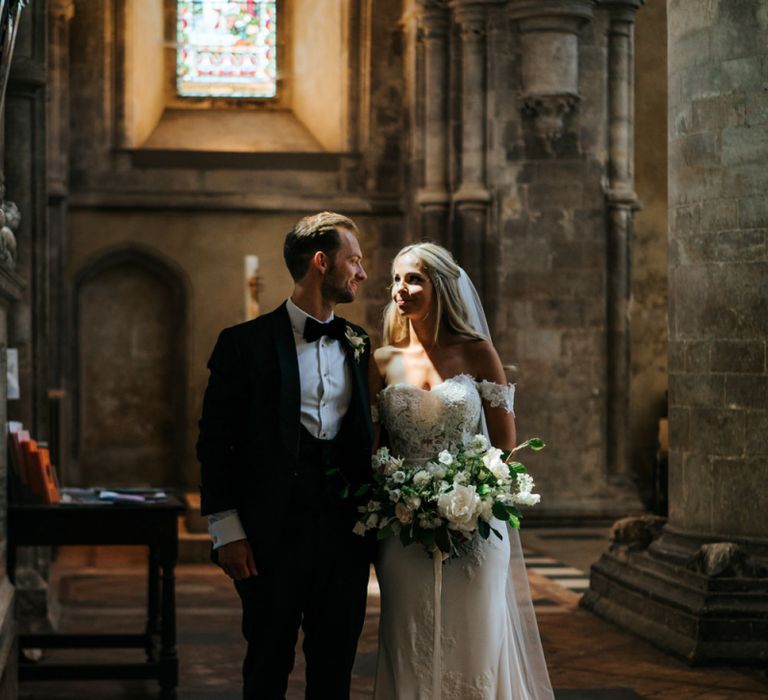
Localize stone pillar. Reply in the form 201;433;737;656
604;0;642;488
415;1;451;245
583;0;768;664
451;0;494;296
47;0;74;478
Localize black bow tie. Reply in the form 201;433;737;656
303;316;346;343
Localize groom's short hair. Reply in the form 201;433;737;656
283;211;359;281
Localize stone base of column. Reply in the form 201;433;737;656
582;523;768;665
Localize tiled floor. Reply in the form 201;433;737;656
17;535;768;700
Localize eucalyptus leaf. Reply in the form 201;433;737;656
354;483;371;497
325;468;339;476
528;437;545;451
491;526;503;540
341;485;350;500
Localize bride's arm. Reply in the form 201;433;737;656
469;341;517;451
368;346;387;450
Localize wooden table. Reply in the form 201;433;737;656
7;491;186;699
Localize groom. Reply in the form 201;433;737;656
197;212;373;699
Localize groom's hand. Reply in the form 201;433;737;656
218;539;259;580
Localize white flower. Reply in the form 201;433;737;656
437;484;481;532
367;500;382;512
388;488;402;503
478;498;494;522
482;447;510;483
454;470;470;485
428;462;448;479
517;473;534;493
383;456;404;476
345;326;368;363
514;492;541;506
395;502;413;524
470;434;489;452
352;521;367;536
405;494;421;510
366;512;380;528
438;450;454;465
413;470;432;487
372;447;390;469
392;470;406;484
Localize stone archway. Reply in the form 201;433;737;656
74;248;187;488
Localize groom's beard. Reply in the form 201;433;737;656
322;262;356;304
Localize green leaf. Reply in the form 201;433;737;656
341;485;350;500
377;524;394;540
478;484;490;496
491;526;503;540
354;483;371;497
508;514;521;529
478;519;490;540
528;437;545;451
492;501;510;520
325;468;340;476
508;461;526;474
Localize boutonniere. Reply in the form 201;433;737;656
345;325;368;363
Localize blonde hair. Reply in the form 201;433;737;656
383;242;487;346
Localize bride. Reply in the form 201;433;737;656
368;242;554;700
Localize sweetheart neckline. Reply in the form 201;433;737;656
380;372;476;394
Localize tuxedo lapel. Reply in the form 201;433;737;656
272;303;301;463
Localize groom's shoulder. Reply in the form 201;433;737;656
216;304;286;344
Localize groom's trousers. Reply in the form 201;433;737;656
234;426;370;700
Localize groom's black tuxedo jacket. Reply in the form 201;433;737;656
197;302;373;562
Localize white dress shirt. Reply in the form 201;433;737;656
208;298;353;549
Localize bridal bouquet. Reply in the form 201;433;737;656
351;435;544;558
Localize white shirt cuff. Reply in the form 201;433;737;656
207;510;247;549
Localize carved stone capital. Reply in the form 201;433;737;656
450;0;501;36
522;93;579;147
508;0;595;33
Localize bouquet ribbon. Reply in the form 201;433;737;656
431;548;447;700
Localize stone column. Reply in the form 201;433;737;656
415;1;451;244
583;0;768;664
603;0;642;488
47;0;74;478
450;0;494;295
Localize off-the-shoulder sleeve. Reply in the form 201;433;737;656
477;379;516;416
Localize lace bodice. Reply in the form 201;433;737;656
377;374;515;460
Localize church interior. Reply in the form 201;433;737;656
0;0;766;697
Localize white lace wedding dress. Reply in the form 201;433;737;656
373;374;554;700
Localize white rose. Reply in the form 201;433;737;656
438;450;454;466
413;470;432;487
352;521;367;536
437;484;481;532
395;502;413;524
392;470;406;484
428;462;447;479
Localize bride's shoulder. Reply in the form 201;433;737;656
454;337;505;382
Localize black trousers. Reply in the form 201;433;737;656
235;511;369;700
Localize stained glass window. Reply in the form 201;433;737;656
177;1;277;98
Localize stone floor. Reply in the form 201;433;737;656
17;530;768;700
